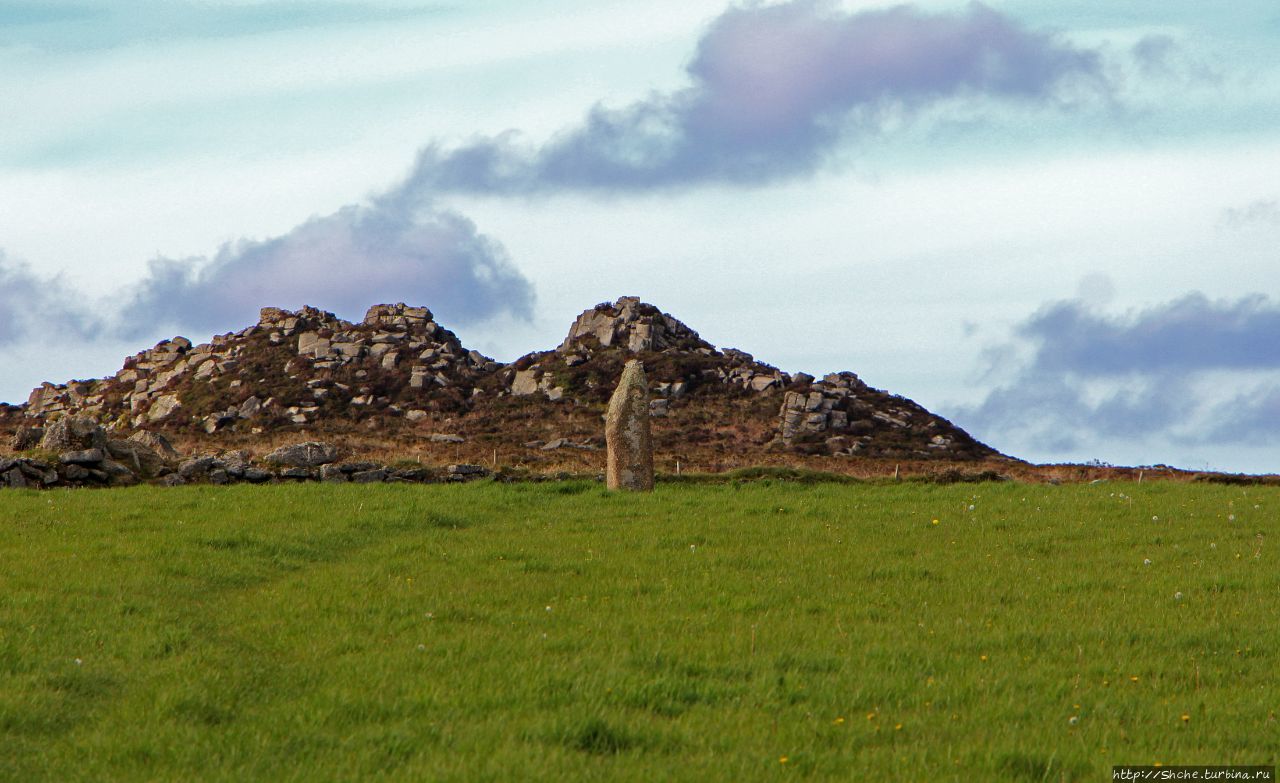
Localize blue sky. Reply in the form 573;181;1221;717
2;0;1279;472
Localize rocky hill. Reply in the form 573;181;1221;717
8;297;1002;475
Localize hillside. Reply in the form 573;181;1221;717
10;297;1002;471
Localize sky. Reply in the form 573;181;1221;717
2;0;1279;472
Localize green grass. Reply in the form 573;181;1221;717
0;480;1276;781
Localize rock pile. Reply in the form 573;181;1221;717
778;372;983;458
11;296;1002;464
506;298;791;402
24;303;495;434
0;416;168;488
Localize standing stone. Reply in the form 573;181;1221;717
605;360;654;492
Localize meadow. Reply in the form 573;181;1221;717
0;478;1276;781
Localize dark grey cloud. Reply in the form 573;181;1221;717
120;202;534;337
956;290;1280;450
0;251;102;345
1203;386;1280;445
1019;292;1280;376
396;0;1105;195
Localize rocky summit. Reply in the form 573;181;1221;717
4;296;1004;483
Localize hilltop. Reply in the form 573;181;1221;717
5;297;1002;475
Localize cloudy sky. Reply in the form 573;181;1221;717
2;0;1278;472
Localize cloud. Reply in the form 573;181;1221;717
958;290;1280;451
1203;386;1280;445
119;202;535;337
395;0;1105;195
0;251;102;345
1129;33;1222;84
0;1;448;53
1018;292;1280;376
1220;198;1280;229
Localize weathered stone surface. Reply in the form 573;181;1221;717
103;440;165;475
242;468;273;484
320;464;348;482
511;369;540;396
264;441;339;467
428;433;464;443
9;426;43;452
445;464;488;482
64;464;91;481
178;456;218;479
219;450;251;478
128;430;179;459
237;396;263;419
60;448;104;465
540;438;597;451
100;459;138;486
148;394;183;423
558;297;713;357
350;468;387;484
605;360;654;492
40;416;107;453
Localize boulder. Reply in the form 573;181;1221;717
320;464;348;482
100;459;138;486
147;394;183;423
350;468;388;484
9;426;43;452
106;439;167;478
604;360;654;492
219;450;251;478
242;468;273;484
178;456;218;480
39;416;107;453
64;464;91;482
511;370;540;396
237;396;263;419
265;441;339;467
60;448;104;465
128;430;180;459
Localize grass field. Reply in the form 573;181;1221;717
1;479;1276;781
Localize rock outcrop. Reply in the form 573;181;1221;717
22;302;494;433
10;296;1003;467
605;360;654;492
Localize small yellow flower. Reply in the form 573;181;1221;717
1181;713;1190;723
931;518;939;525
894;723;903;731
779;756;789;765
867;711;876;720
1129;676;1139;683
980;655;988;662
833;717;845;725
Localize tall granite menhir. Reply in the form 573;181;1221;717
605;360;654;492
